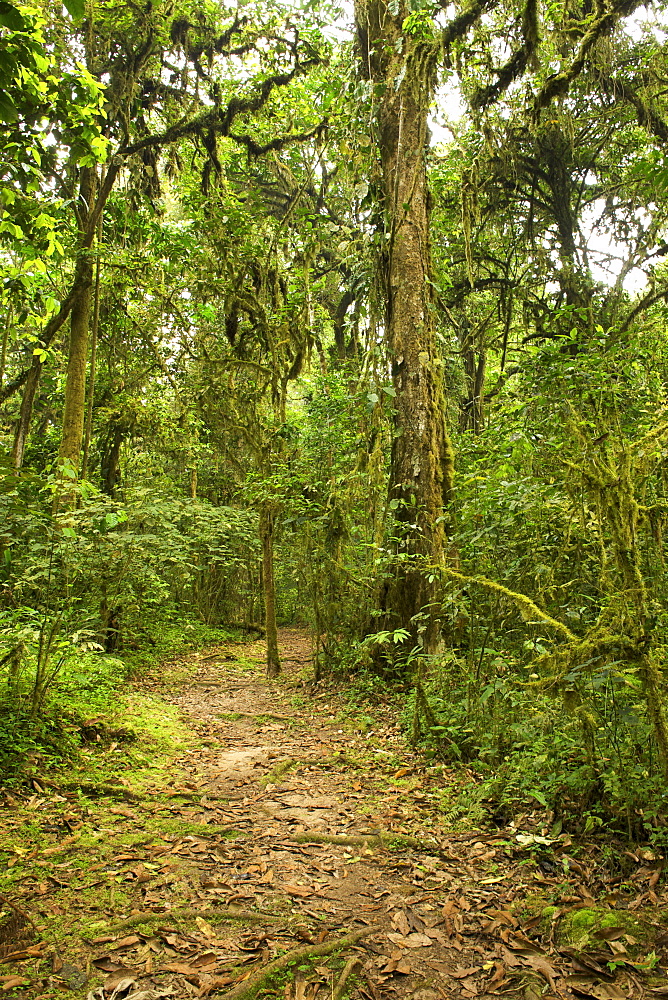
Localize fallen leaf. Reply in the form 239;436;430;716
195;918;216;939
450;967;479;979
380;956;411;976
111;936;140;951
109;976;137;1000
595;927;627;942
487;961;506;991
386;932;432;949
190;952;218;969
392;911;411;937
92;957;129;973
283;884;313;898
122;992;174;1000
0;943;47;963
566;977;626;1000
41;834;80;856
0;976;29;990
523;956;558;990
164;962;200;975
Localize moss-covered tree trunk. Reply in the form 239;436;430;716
356;1;455;653
260;504;281;678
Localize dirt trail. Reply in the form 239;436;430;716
1;630;667;1000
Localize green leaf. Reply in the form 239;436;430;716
0;2;27;30
0;91;18;123
63;0;85;20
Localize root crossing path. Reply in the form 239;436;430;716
1;630;664;1000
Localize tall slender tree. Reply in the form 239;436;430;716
354;1;490;651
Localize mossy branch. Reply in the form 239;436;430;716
470;0;540;109
441;567;576;639
534;0;639;111
119;63;322;157
598;72;668;144
333;956;363;1000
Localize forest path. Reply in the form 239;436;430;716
1;630;665;1000
148;626;512;1000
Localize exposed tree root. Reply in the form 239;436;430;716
190;681;230;688
62;782;144;801
101;907;287;933
219;711;292;721
286;831;429;850
216;924;382;1000
332;955;363;1000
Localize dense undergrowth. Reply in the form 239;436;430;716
0;612;236;782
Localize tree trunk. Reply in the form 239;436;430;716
81;219;102;481
460;329;486;433
100;424;124;497
260;504;281;678
58;166;97;480
12;359;41;469
0;305;11;388
357;1;455;653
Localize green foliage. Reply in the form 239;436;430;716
2;0;668;843
0;608;232;779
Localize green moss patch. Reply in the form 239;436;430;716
542;905;655;953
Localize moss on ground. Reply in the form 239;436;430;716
548;906;649;951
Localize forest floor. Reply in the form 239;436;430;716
1;630;668;1000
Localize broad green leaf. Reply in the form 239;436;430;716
63;0;85;19
0;1;26;30
0;91;18;123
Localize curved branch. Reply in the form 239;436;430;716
119;60;321;157
599;72;668;142
470;0;539;110
535;0;643;111
441;566;577;639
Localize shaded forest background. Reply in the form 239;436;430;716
3;0;668;841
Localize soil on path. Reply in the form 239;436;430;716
1;630;668;1000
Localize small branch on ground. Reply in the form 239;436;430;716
216;924;382;1000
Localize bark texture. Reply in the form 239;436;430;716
58;167;97;476
59;271;93;472
260;505;281;678
12;360;41;469
357;2;455;651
